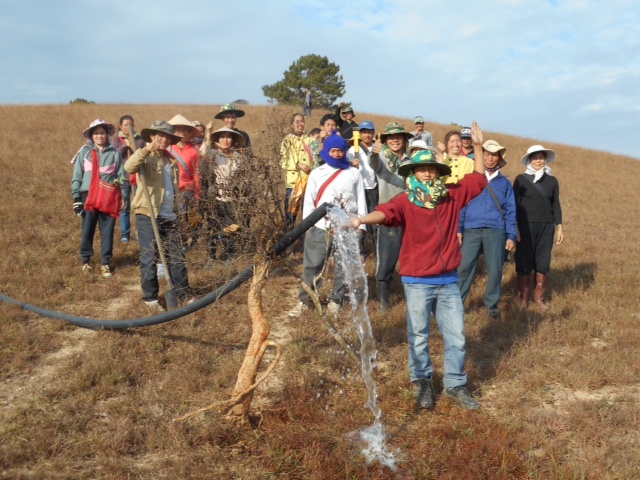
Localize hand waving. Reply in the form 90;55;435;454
471;121;483;146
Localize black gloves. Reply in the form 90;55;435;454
73;202;84;216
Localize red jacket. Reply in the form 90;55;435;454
167;143;201;195
376;173;487;277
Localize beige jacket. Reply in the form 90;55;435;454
124;147;179;217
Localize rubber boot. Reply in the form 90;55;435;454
517;274;531;307
377;281;390;313
533;272;548;310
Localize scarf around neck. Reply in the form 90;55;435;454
382;145;403;173
406;174;448;209
525;163;552;183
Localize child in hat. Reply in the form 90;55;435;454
350;122;487;412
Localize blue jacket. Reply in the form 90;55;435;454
459;172;517;242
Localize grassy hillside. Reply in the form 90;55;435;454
1;104;639;479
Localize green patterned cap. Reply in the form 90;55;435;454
380;122;414;143
398;148;452;178
214;103;245;119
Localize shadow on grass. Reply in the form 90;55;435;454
548;261;597;297
468;261;597;387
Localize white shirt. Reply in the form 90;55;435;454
346;144;377;190
302;164;367;231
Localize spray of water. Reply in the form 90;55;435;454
327;206;398;471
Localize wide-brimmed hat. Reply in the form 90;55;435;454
520;144;556;166
380;122;414;143
83;119;115;139
211;127;245;148
140;120;181;144
460;127;472;139
398;148;451;178
341;105;355;116
482;140;507;168
214;103;245;120
167;114;197;133
409;139;429;154
414;116;425;124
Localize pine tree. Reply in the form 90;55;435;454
262;54;345;109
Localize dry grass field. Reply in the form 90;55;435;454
1;103;640;479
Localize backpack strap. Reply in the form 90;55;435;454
167;146;192;177
485;183;505;222
314;169;344;208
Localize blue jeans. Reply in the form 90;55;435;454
119;183;132;239
458;228;506;310
403;282;468;389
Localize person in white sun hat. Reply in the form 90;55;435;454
513;145;564;309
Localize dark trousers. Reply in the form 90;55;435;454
136;214;190;301
284;187;294;227
80;208;115;265
206;201;235;261
458;228;507;310
359;186;379;256
515;222;554;275
375;225;403;284
298;227;347;305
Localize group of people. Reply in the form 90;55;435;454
282;108;564;411
71;102;563;411
70;104;252;311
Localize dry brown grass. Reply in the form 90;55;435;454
1;104;640;479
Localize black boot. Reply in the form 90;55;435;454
377;281;389;313
412;378;436;410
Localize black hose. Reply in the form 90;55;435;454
0;203;331;330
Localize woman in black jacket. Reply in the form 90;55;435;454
513;145;565;309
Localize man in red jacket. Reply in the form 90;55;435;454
167;114;201;249
351;122;486;412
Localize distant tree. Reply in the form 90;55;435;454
262;54;345;109
232;99;249;105
69;98;95;104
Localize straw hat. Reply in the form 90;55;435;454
167;114;197;134
211;127;245;148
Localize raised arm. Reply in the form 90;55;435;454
471;121;484;174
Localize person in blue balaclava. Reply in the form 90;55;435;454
288;132;368;318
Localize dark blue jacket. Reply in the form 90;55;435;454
459;172;517;242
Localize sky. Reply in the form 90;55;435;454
1;0;639;159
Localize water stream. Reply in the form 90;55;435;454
327;207;398;471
